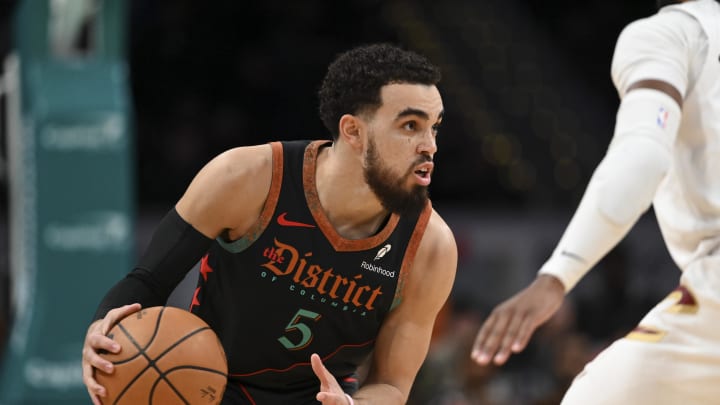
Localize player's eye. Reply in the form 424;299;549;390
431;124;441;136
403;121;417;131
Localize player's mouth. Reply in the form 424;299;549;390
413;162;433;186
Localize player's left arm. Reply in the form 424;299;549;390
472;13;697;366
533;13;694;292
351;209;457;404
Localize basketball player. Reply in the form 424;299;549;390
471;0;720;403
81;43;457;405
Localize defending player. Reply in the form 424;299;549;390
472;0;720;403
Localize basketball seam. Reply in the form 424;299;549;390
149;366;227;405
147;327;217;404
111;307;171;404
113;323;215;403
106;307;226;405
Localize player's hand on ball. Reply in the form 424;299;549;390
471;274;565;366
82;303;141;405
312;353;352;405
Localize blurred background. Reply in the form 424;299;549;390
0;0;679;403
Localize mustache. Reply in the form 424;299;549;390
414;154;433;165
406;154;434;179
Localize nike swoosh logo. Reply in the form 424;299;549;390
277;212;316;228
560;250;586;263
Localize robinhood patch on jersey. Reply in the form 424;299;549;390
359;261;396;278
374;244;392;260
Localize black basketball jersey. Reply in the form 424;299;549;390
190;140;432;404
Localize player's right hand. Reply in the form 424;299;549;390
471;274;565;366
82;303;142;405
311;353;353;405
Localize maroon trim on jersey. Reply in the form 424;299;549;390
303;140;401;252
216;142;284;253
228;339;374;378
253;142;284;238
393;202;432;307
237;384;257;405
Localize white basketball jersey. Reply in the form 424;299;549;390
653;0;720;268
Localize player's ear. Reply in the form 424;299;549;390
338;114;363;150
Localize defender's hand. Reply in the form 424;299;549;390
471;275;565;366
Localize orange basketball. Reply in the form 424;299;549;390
96;306;227;405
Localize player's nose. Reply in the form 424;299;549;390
417;130;437;157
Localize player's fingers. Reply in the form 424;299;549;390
310;353;332;386
472;313;507;365
86;384;105;405
317;389;352;405
88;332;121;353
474;314;496;346
101;303;142;334
511;316;538;353
84;348;114;375
82;361;106;400
87;386;103;405
316;391;348;404
470;314;497;364
84;334;118;374
83;306;146;405
493;312;525;365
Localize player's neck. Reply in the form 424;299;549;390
315;143;390;239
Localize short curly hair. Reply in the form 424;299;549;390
318;43;442;139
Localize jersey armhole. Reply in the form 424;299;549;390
217;142;284;253
390;201;433;310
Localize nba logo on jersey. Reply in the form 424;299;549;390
374;244;392;261
656;107;669;129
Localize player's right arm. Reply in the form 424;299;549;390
472;8;698;366
82;143;274;403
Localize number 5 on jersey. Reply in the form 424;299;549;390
278;309;322;350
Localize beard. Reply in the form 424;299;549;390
363;138;430;217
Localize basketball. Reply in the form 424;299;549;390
95;306;228;405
